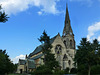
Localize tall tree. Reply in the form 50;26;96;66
74;38;100;75
39;31;59;70
0;49;15;74
0;5;9;23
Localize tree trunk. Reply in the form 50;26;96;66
88;66;91;75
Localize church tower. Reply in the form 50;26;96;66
62;5;75;50
61;5;76;70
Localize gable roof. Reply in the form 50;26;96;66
28;34;61;58
19;59;26;65
28;45;43;57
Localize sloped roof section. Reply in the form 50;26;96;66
28;34;60;58
28;45;43;57
28;59;35;69
31;54;43;60
50;34;58;44
19;59;26;65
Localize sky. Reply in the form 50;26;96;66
0;0;100;64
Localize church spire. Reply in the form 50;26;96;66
63;5;73;36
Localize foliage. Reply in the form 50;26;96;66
91;65;100;74
77;64;88;75
0;5;9;23
70;68;77;74
0;49;16;74
53;69;65;75
74;38;100;75
31;65;52;75
64;67;70;74
31;31;60;75
9;74;25;75
38;31;59;70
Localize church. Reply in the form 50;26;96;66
17;6;76;74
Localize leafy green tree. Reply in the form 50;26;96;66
38;31;59;70
0;5;9;23
0;49;15;74
75;38;100;75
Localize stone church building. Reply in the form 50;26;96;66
17;6;76;73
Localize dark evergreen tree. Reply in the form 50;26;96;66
74;38;100;75
38;31;59;70
0;5;9;23
0;49;15;74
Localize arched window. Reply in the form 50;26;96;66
68;60;71;66
63;40;66;47
70;40;72;48
55;45;62;54
63;54;68;61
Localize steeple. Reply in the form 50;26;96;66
63;5;73;36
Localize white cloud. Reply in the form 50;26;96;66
0;0;60;15
87;22;100;41
98;36;100;41
38;11;42;15
12;54;25;64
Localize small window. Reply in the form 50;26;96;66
70;40;72;47
63;54;68;60
64;40;66;47
68;60;71;66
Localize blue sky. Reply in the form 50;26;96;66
0;0;100;63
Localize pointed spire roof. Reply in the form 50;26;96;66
63;4;73;36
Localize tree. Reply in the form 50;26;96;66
0;49;15;74
38;31;59;70
0;5;9;23
74;38;100;75
32;65;53;75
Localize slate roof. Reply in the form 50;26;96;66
28;59;35;69
19;59;26;65
28;45;43;57
28;34;59;58
31;54;43;60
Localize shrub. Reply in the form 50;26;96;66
31;65;52;75
64;67;70;74
53;69;65;75
91;65;100;75
77;65;88;75
70;68;77;74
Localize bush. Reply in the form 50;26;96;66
91;65;100;75
70;68;77;74
64;67;70;74
53;69;65;75
77;65;88;75
31;65;52;75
